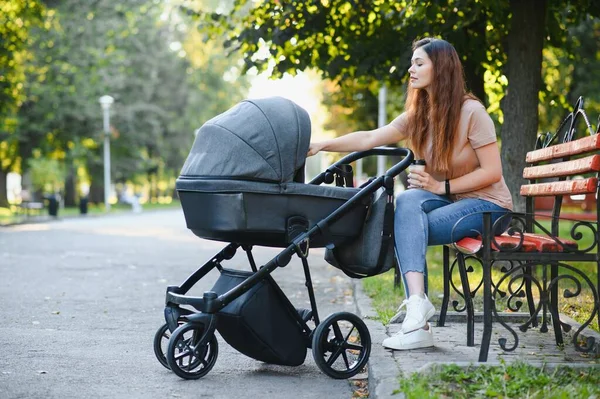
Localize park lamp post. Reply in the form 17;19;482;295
99;95;114;212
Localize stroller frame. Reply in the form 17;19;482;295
155;147;413;380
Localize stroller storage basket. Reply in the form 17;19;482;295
211;268;307;366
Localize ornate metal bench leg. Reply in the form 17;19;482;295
524;264;537;328
457;253;474;347
437;246;450;327
479;258;492;362
550;262;564;346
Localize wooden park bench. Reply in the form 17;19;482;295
16;190;45;216
18;201;45;216
437;98;600;362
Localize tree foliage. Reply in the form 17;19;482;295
0;1;47;205
1;0;248;206
193;0;600;209
0;0;45;120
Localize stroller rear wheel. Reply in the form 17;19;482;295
311;312;371;379
166;322;219;379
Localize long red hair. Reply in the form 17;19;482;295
405;38;478;173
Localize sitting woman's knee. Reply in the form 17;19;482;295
396;189;426;208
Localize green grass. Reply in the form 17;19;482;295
0;199;181;225
396;361;600;398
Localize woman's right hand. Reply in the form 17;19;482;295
307;142;323;157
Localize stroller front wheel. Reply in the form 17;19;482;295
153;321;188;370
311;311;371;379
153;323;173;370
166;322;219;379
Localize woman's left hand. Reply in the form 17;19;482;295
407;170;445;195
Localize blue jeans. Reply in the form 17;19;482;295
393;189;511;295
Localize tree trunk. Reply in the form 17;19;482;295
500;0;547;212
463;56;486;106
462;20;487;105
87;164;104;205
88;180;104;204
148;172;156;202
0;169;9;208
64;164;77;207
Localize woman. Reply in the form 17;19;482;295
307;38;513;350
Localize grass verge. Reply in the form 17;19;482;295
0;200;181;226
395;361;600;398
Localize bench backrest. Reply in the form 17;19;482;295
521;100;599;235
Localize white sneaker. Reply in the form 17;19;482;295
397;294;435;334
382;324;434;350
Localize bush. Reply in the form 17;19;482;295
28;157;65;194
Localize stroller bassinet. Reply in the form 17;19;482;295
154;97;414;381
176;97;369;247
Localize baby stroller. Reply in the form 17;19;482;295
153;97;413;380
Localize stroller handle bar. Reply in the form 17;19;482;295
309;147;414;185
303;147;413;231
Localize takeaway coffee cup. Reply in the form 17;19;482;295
409;159;426;172
408;159;426;188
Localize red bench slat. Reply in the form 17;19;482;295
488;234;538;252
453;235;537;253
522;155;600;179
526;134;600;163
453;237;485;253
454;232;578;254
520;177;597;197
517;232;578;252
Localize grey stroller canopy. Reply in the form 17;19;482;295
180;97;311;183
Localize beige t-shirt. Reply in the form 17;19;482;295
391;99;513;210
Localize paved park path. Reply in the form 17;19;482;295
0;209;361;399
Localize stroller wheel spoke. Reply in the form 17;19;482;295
340;348;351;369
325;344;351;369
343;326;356;343
174;350;190;362
186;355;196;372
325;323;353;369
326;346;344;367
332;322;345;341
345;343;363;351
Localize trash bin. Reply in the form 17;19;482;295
46;194;59;217
131;195;142;213
79;197;88;215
